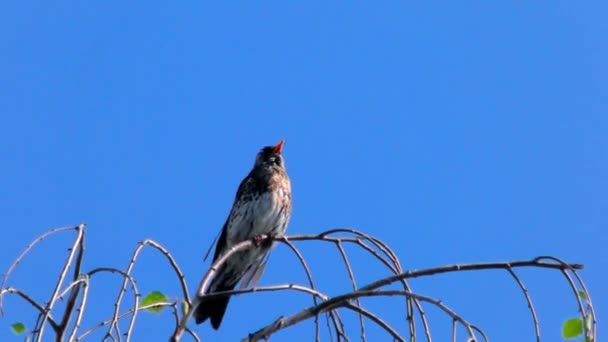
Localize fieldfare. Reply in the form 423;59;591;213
193;140;292;330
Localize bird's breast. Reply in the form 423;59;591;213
226;184;291;244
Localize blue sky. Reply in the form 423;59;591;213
1;1;606;341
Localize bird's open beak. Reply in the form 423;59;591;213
274;139;285;154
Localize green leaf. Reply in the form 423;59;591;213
562;318;583;339
11;322;26;334
141;291;169;313
578;290;588;301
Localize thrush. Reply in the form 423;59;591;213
193;139;292;330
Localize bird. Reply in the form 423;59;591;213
193;139;292;330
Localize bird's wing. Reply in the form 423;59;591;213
238;253;269;289
203;225;223;262
207;172;256;263
211;218;229;262
234;171;264;205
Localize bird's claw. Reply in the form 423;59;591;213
252;234;274;248
252;234;265;247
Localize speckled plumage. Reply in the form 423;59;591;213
194;141;292;330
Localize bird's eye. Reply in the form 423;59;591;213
268;156;281;165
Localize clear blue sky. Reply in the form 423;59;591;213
1;2;605;341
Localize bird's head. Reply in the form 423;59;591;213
254;139;286;170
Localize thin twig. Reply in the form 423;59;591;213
244;289;479;341
67;275;90;342
357;259;583;293
280;237;327;342
200;283;328;301
88;267;140;342
106;239;184;341
172;236;267;341
353;239;420;341
286;231;431;341
3;227;595;342
343;302;403;342
77;302;178;341
0;225;78;315
140;239;191;303
570;270;597;339
534;256;594;340
36;223;85;342
317;229;420;340
506;268;540;341
57;225;87;342
0;287;59;331
471;324;489;342
335;241;365;341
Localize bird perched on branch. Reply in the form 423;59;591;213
193;139;292;330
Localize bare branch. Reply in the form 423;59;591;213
35;223;86;342
343;302;403;342
199;283;328;302
335;241;365;340
107;239;186;341
506;268;540;341
0;287;58;331
471;324;489;342
87;267;140;342
244;289;480;341
280;237;333;341
534;256;595;340
57;231;86;342
66;275;90;342
0;225;78;315
357;259;583;292
172;236;266;341
281;231;431;341
77;302;180;341
1;226;595;342
140;239;191;303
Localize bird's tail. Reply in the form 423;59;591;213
193;280;236;330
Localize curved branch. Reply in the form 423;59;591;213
505;268;540;341
534;256;595;339
172;236;265;341
0;287;58;331
87;267;140;342
243;289;480;341
282;230;431;340
35;223;85;342
335;241;365;340
280;237;343;341
471;324;489;342
358;258;583;293
0;225;79;315
3;227;594;342
140;239;191;303
77;302;179;341
343;302;404;342
57;232;86;342
66;275;90;342
106;239;186;341
201;283;328;302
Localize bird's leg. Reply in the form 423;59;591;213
252;234;267;248
252;234;274;248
